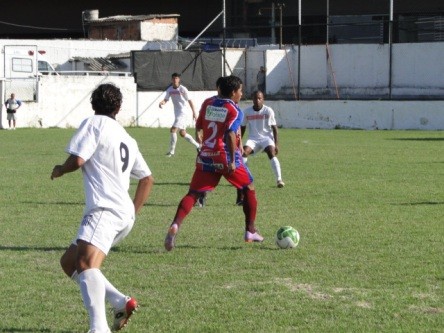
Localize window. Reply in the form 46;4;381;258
12;57;33;73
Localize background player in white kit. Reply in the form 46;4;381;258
159;73;201;156
236;90;284;204
51;83;154;333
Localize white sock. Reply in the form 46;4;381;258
184;133;200;149
79;268;110;332
170;132;177;153
270;156;282;181
72;270;126;310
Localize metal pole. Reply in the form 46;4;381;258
297;0;301;100
223;0;226;76
326;0;329;44
388;0;393;99
184;11;224;50
271;2;276;44
279;5;282;49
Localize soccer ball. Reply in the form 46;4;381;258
275;226;300;249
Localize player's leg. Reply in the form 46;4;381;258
265;145;285;187
167;126;178;156
225;162;263;242
76;240;109;333
165;169;220;251
179;127;200;150
74;209;136;332
61;243;130;313
236;144;255;205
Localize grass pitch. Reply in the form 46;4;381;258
0;127;443;333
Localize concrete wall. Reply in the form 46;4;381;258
236;42;444;99
1;39;443;130
1;75;442;130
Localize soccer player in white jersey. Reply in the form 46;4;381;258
51;83;154;333
236;90;284;204
159;73;201;156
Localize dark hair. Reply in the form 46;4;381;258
215;76;224;88
219;75;242;98
172;73;181;78
90;83;122;115
252;90;264;98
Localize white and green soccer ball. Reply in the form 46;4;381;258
275;226;300;249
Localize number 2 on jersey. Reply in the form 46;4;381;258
204;121;218;148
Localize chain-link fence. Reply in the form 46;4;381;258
4;78;38;102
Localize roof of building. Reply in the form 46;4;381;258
86;14;180;24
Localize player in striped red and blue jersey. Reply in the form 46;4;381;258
164;75;264;251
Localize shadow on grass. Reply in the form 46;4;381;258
0;246;66;252
154;182;232;187
112;244;278;254
20;201;83;206
0;329;74;333
388;138;444;141
393;201;444;206
20;200;178;208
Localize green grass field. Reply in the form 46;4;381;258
0;128;443;333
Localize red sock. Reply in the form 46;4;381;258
173;192;198;227
242;189;257;233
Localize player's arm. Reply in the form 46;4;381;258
226;130;237;173
159;98;168;108
188;100;197;120
133;175;154;214
51;154;85;180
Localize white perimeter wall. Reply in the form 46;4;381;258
1;76;443;130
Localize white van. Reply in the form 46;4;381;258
3;45;57;78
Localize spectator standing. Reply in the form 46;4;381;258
257;66;266;94
4;93;22;129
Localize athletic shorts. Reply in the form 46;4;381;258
190;150;253;191
245;137;275;154
172;114;189;130
7;113;17;121
72;207;134;255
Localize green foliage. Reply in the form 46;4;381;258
0;128;443;332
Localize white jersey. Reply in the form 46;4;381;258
66;115;151;216
242;104;277;141
164;85;191;118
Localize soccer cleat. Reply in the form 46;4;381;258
244;231;264;243
112;296;138;331
87;330;111;333
166;152;174;157
164;223;179;251
277;180;285;188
